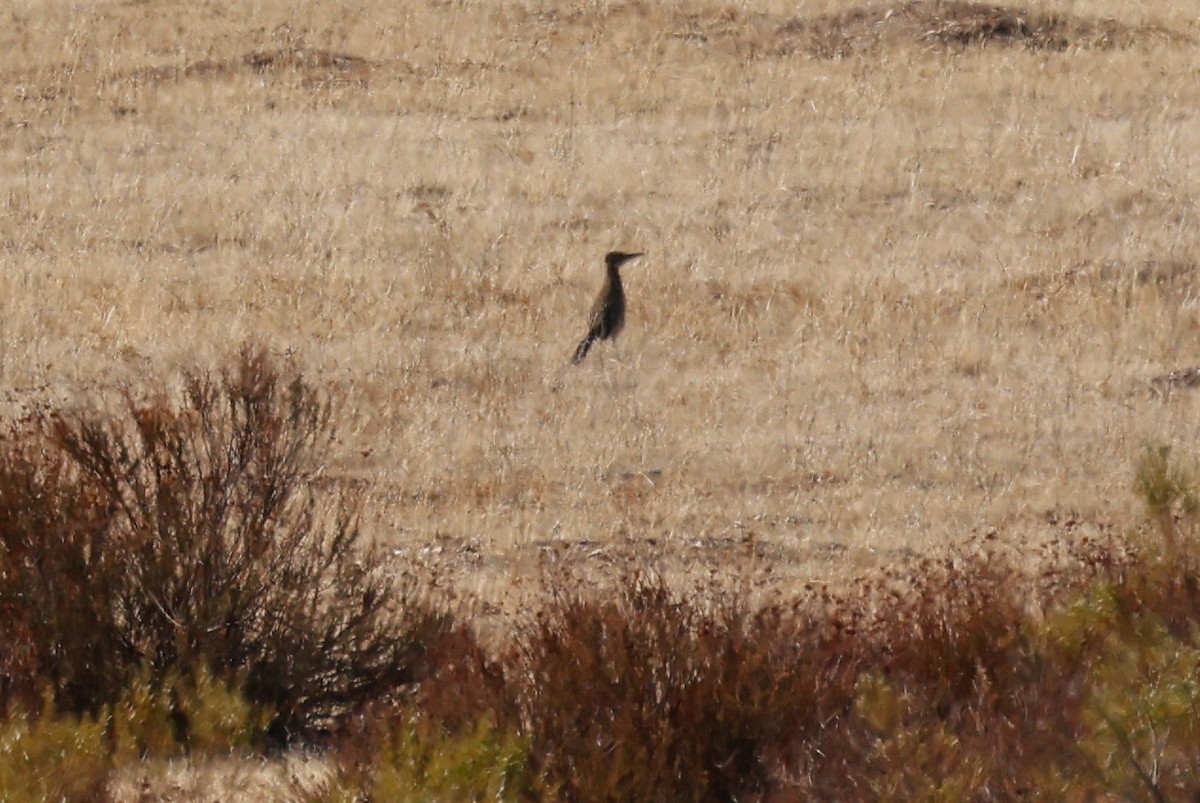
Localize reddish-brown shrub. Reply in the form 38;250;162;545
0;346;457;743
507;571;856;802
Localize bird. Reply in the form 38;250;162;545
572;250;643;364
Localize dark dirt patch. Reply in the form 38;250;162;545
778;1;1183;58
1006;259;1199;301
241;48;372;75
1152;367;1200;395
118;47;373;86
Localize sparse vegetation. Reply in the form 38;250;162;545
2;0;1200;797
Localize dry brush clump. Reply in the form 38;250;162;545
505;571;854;801
835;550;1084;798
0;345;466;744
478;525;1200;800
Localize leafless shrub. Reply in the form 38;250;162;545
0;346;450;742
506;571;851;801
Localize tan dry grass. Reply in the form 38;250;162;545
1;0;1199;616
106;751;334;803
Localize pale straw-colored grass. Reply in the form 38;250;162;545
2;0;1199;617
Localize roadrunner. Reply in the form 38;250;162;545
572;250;643;364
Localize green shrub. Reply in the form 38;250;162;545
107;666;272;759
1079;616;1200;799
0;698;110;803
365;715;532;802
1135;444;1198;558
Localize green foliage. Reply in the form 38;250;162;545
0;699;110;803
108;666;272;760
864;717;986;803
1038;580;1121;660
367;716;533;802
1135;444;1198;558
854;673;905;738
1079;617;1200;799
1135;445;1198;521
0;670;272;803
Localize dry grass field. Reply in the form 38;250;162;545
2;0;1200;620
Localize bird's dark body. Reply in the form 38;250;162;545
573;251;642;364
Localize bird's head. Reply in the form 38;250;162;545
605;251;644;270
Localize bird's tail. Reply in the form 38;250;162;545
572;334;595;364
